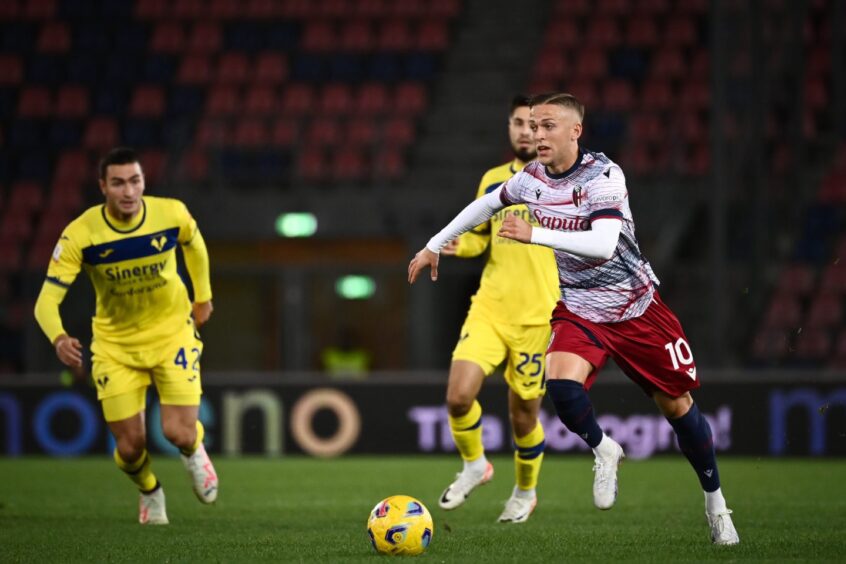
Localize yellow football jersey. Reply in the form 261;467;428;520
34;196;211;349
454;159;559;325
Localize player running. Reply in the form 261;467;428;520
437;96;559;523
34;147;218;525
409;93;739;545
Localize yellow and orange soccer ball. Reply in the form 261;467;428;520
367;495;434;556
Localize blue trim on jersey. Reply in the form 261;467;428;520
81;227;179;266
101;200;147;234
515;440;546;460
45;276;71;288
552;317;605;350
589;209;623;221
483;181;503;194
545;147;586;180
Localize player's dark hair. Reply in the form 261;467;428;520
530;92;585;121
510;94;531;115
98;147;140;180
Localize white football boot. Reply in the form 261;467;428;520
592;437;625;510
497;492;538;524
707;509;740;545
438;461;494;510
181;443;219;503
139;485;169;525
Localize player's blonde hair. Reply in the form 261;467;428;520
530;92;585;122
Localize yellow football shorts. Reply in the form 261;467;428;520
451;312;550;400
91;319;204;422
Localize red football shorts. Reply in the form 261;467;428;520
548;292;701;398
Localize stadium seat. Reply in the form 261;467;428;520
533;51;567;82
243;86;276;115
297;147;326;181
628;114;663;144
751;328;790;361
319;83;353;115
271;119;298;147
331;147;366;181
205;85;240;116
793;328;831;361
210;0;240;18
254;52;288;84
601;79;635;111
216;52;251;84
188;22;222;53
0;55;23;85
372;148;405;179
138;149;166;183
55;85;89;118
37;21;71;53
17;86;52;117
776;263;816;296
394;82;427;115
281;83;314;115
195;119;229;147
82;117;118;152
150;22;185;53
173;0;204;19
584;18;620;48
302;21;336;52
305;118;342;146
346;118;377;145
383;117;415;146
416;19;449;51
391;0;424;17
544;20;580;48
763;292;802;330
625;16;659;47
597;0;631;16
678;80;710;111
650;49;685;78
54;150;92;183
176;149;208;182
430;0;460;18
820;263;846;294
617;144;653;176
135;0;167;19
680;112;706;143
129;85;165;117
805;293;843;329
355;82;389;114
664;15;698;46
575;50;607;79
177;54;212;84
233;119;269;148
7;181;43;214
378;19;413;51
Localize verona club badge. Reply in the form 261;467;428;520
572;185;583;207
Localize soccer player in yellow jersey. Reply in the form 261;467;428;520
437;96;559;523
34;147;218;525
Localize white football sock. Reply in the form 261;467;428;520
464;454;488;475
705;488;728;514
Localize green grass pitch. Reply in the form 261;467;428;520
1;456;844;562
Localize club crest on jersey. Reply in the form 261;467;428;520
150;235;167;251
572;185;583;207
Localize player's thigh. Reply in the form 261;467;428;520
91;343;151;422
547;316;608;388
502;324;550;400
451;315;507;377
153;327;203;407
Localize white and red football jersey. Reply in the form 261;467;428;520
500;149;659;323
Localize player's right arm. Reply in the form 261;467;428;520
448;174;494;258
407;184;511;283
33;229;83;368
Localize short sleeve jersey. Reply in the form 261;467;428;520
500;149;659;323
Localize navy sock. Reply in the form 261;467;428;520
546;379;603;448
667;403;721;492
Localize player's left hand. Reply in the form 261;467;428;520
408;247;439;283
193;300;214;328
498;214;533;243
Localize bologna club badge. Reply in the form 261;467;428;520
572;185;583;207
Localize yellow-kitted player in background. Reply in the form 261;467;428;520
437;96;559;523
34;147;218;525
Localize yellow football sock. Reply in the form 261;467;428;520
114;448;158;493
448;400;484;462
179;420;205;456
514;422;545;491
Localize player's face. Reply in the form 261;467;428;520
530;104;582;173
100;162;145;220
508;106;536;162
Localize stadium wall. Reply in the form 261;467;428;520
2;377;845;458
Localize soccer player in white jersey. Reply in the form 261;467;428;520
408;93;739;545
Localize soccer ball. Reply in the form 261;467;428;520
367;495;434;556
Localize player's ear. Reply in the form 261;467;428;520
98;177;106;196
572;122;583;141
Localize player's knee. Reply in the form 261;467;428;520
161;419;194;448
445;391;474;418
116;434;145;462
510;412;537;437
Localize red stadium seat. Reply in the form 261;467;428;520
378;19;413;51
243;86;277;115
664;16;698;47
391;0;424;17
177;149;209;182
216;52;251;84
0;211;33;242
543;20;580;49
639;79;674;111
776;264;816;296
37;22;71;53
804;77;828;110
430;0;460;19
187;22;222;53
564;80;597;104
0;0;20;19
281;83;315;115
345;118;377;145
806;293;843;329
553;0;590;16
138;150;167;183
679;112;705;143
651;49;685;78
129;85;165;118
574;50;607;79
340;20;374;52
751;328;790;360
254;52;288;84
82;117;119;150
0;244;22;272
297;147;326;181
210;0;240;19
533;50;567;82
628;114;663;144
417;19;449;51
318;0;354;17
150;22;185;53
683;143;710;176
205;85;240;116
355;82;389;114
271;119;298;147
245;0;278;18
383;117;415;146
617;145;653;176
793;328;831;361
354;0;386;18
173;0;204;19
49;179;83;214
820;263;846;294
640;0;670;14
177;54;213;84
331;147;366;181
319;83;353;115
7;181;43;214
233;119;269;147
763;292;802;330
17;86;52;117
55;150;92;182
674;0;708;14
195;120;229;147
305;118;342;146
55;85;89;118
678;80;710;111
584;18;620;49
394;82;427;115
301;21;336;52
373;148;405;179
135;0;167;19
625;16;659;47
0;54;23;85
601;80;635;111
597;0;630;16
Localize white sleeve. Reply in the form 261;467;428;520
426;189;506;253
530;218;622;259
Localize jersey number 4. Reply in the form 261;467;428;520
174;347;201;371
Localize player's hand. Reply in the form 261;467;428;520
54;334;83;368
193;300;214;328
440;239;459;256
498;214;533;243
408;247;439;283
